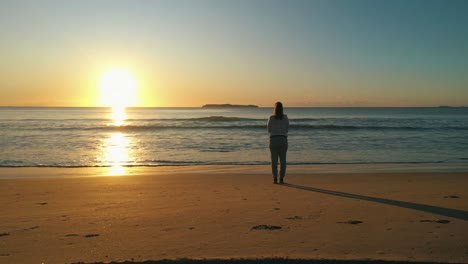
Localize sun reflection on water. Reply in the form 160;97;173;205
103;132;130;176
111;106;126;126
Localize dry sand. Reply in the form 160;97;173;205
0;166;467;264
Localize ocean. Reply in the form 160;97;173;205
0;107;467;172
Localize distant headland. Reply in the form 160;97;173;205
202;104;259;108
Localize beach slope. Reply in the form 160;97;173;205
0;167;467;263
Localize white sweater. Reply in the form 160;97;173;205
267;115;289;136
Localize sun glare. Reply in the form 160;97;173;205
99;68;138;109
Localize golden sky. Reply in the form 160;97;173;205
1;0;467;107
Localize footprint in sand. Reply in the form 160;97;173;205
83;234;100;238
22;226;39;231
337;220;363;225
420;219;450;224
251;225;282;230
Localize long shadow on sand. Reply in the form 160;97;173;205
282;183;468;221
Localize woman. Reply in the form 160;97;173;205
267;102;289;184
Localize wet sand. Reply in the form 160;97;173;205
0;166;467;264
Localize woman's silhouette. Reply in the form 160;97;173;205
267;102;289;184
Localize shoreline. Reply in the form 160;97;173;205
0;163;467;179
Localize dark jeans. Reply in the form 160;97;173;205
269;136;288;179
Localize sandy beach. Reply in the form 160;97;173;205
0;166;467;264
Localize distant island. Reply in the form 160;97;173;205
438;106;466;108
202;104;259;108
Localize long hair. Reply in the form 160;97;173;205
274;102;284;120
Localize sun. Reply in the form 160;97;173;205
99;68;138;109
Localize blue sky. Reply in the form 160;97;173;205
0;0;467;106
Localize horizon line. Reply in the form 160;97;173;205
0;105;466;108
